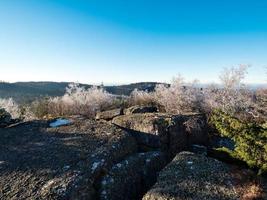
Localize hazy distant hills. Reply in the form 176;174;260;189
0;81;162;103
0;81;265;104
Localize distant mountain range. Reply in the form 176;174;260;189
0;81;163;103
0;81;265;104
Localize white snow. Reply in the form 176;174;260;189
91;159;105;172
101;190;107;195
49;118;70;127
92;162;101;171
116;163;122;168
187;161;193;165
102;180;107;185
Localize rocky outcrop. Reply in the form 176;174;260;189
143;152;242;200
184;114;209;145
1;114;262;200
124;105;158;115
0;108;11;127
112;113;208;156
96;108;123;120
190;144;207;155
99;151;167;200
0;118;137;200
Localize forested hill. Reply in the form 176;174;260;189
0;81;162;103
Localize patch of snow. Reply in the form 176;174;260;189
101;190;107;195
73;170;81;174
187;161;193;165
49;118;70;128
91;159;105;172
63;165;70;171
116;163;122;168
91;154;96;158
102;180;107;185
92;162;101;171
33;142;44;146
153;152;160;156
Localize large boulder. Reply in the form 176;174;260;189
112;113;208;156
183;114;209;145
0;118;137;200
124;105;158;115
95;108;123;120
113;113;182;154
143;152;261;200
99;151;167;200
0;108;12;127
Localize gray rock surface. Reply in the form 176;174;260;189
112;113;208;156
96;108;123;120
0;118;137;200
0;108;12;127
124;105;158;115
143;152;241;200
99;151;167;200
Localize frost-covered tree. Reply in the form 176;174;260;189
47;83;114;117
129;88;155;106
154;75;204;114
204;65;254;116
0;98;20;119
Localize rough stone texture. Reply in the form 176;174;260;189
0;108;12;127
0;117;137;200
112;113;208;156
207;136;242;165
95;108;123;120
124;105;158;115
183;114;209;146
209;135;235;151
190;144;207;155
112;113;183;155
143;152;241;200
99;151;167;200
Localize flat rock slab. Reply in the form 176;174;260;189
143;152;259;200
95;108;123;120
0;118;137;200
124;105;158;115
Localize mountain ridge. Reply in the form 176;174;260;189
0;81;164;103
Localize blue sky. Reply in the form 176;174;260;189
0;0;266;84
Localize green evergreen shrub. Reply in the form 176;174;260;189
210;109;267;175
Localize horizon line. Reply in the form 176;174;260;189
1;80;266;87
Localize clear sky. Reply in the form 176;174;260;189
0;0;266;84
